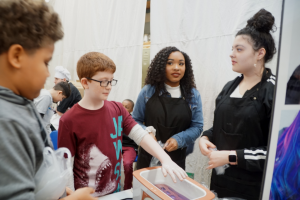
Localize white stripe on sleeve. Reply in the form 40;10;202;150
245;155;266;160
267;79;275;85
244;149;267;155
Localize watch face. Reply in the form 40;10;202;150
229;155;237;162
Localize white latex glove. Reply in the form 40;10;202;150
139;134;188;183
161;159;187;183
145;126;156;136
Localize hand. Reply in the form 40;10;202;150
57;111;63;116
206;151;230;169
199;136;216;156
66;187;74;196
71;187;97;200
149;132;157;141
163;138;178;152
161;158;188;183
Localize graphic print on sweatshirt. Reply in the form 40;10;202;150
74;143;117;197
73;115;125;196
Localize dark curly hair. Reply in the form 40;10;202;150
236;9;277;63
145;46;196;102
0;0;64;54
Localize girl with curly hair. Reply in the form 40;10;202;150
199;9;277;199
133;46;204;169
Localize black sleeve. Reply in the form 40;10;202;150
50;124;56;132
202;127;213;141
236;81;275;172
57;98;70;113
236;146;267;172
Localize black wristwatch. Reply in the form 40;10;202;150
229;151;237;165
229;155;236;162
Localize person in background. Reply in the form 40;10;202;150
121;99;138;190
199;9;277;199
0;0;96;199
285;65;300;104
133;46;204;170
34;81;71;136
54;66;82;116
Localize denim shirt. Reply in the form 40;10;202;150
132;84;204;149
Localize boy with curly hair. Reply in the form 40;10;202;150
0;0;96;199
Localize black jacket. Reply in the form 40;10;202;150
203;68;275;199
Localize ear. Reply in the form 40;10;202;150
58;91;63;95
257;48;266;61
81;78;89;89
7;44;26;69
63;78;67;82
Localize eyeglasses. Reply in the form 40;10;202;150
86;78;118;87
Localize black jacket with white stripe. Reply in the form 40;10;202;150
203;68;275;199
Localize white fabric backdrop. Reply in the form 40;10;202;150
150;0;283;187
46;0;146;102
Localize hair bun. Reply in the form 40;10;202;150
247;9;275;33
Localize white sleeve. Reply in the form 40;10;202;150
66;156;75;191
128;124;148;145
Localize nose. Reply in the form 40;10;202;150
230;50;235;59
174;64;179;70
105;83;112;90
46;68;50;77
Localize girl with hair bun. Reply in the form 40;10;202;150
199;9;277;199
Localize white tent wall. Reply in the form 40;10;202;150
46;0;147;102
150;0;282;187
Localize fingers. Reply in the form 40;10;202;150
85;187;95;194
182;168;188;178
206;164;214;170
207;141;216;148
173;169;183;181
167;168;177;183
200;140;216;156
165;143;174;152
179;167;188;179
165;140;178;152
161;167;167;177
163;141;170;150
163;141;169;150
201;145;211;156
66;187;74;196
